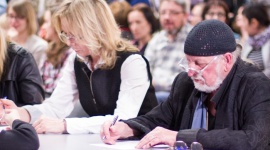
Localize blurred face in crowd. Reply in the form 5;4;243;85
159;1;186;34
42;10;58;41
205;6;226;23
128;10;152;41
242;15;259;37
60;17;91;58
7;8;27;34
189;4;204;26
184;55;227;93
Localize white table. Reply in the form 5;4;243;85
38;134;170;150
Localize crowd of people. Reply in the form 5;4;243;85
0;0;270;149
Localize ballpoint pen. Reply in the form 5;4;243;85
102;115;119;140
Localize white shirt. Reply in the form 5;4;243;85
24;52;150;134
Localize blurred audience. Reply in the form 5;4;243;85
6;0;47;67
241;2;270;78
202;0;240;39
234;5;249;46
144;0;192;103
128;4;160;55
110;0;133;40
188;2;205;26
38;6;72;98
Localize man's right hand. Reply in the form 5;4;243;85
100;121;134;145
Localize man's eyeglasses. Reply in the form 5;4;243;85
178;56;219;76
59;31;80;43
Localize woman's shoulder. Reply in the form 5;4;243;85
7;43;29;57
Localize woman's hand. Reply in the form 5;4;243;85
100;121;134;145
1;99;18;109
2;109;21;127
33;116;66;134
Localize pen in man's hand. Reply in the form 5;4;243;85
102;115;119;140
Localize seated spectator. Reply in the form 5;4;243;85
144;0;192;103
241;2;270;78
109;0;133;40
38;6;72;97
127;5;160;55
6;0;47;67
2;0;157;134
0;27;44;106
101;20;270;150
0;105;39;150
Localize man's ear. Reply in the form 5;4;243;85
250;18;259;29
223;53;233;72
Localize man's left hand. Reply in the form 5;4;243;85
136;126;177;149
33;116;66;134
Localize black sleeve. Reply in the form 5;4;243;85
0;120;39;150
123;72;194;139
17;52;44;106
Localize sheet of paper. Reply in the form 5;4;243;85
90;140;169;149
0;126;8;131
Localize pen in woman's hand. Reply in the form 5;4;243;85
102;115;119;140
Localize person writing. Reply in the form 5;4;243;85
100;20;270;150
2;0;157;134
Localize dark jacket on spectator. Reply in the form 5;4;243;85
0;43;44;106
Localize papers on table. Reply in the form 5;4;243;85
90;140;169;149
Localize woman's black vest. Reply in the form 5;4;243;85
74;52;157;117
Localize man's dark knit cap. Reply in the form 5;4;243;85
184;20;236;56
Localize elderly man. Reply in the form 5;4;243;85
101;20;270;150
145;0;192;103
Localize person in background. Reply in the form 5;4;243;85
188;2;205;26
2;0;157;135
38;6;72;98
241;2;270;78
101;20;270;150
127;5;159;55
6;0;47;67
202;0;240;39
109;0;133;40
144;0;192;104
0;105;39;150
234;5;249;46
0;26;44;106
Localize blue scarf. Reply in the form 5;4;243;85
191;93;207;130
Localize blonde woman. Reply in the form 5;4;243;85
0;27;44;106
6;0;47;67
2;0;157;134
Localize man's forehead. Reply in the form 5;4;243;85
186;55;215;61
159;1;184;11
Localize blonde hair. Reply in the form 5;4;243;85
0;27;8;79
53;0;138;69
7;0;37;35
